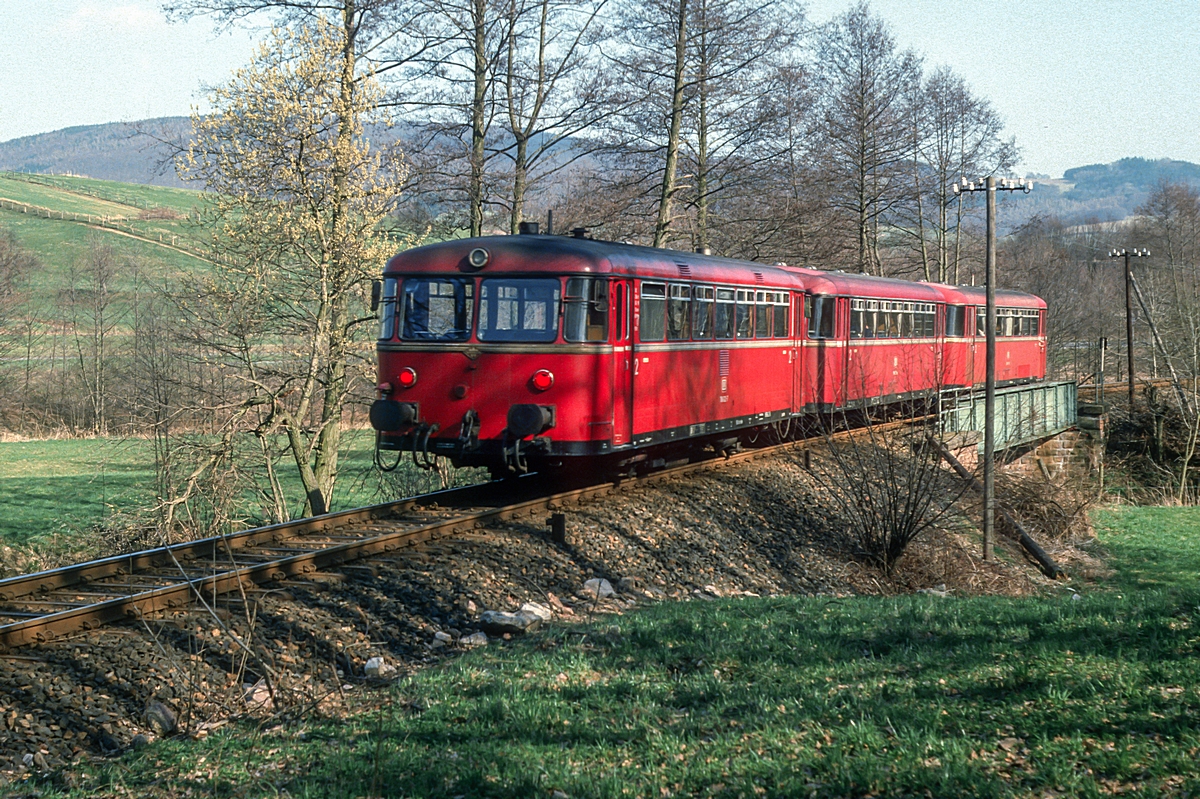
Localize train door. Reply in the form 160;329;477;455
792;292;805;412
611;279;633;447
968;305;979;384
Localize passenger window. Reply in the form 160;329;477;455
976;307;986;337
564;277;609;343
736;289;753;339
755;291;771;338
667;284;691;340
714;288;735;339
774;293;789;337
693;286;715;339
850;299;874;338
640;282;666;341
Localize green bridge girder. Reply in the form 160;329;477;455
940;381;1078;452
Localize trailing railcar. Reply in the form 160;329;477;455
369;233;1048;476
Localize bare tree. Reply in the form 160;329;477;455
809;414;965;574
65;238;130;436
903;67;1015;283
0;229;37;421
811;2;918;274
679;0;802;253
496;0;611;233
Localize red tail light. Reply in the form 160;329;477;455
531;369;554;391
397;367;417;388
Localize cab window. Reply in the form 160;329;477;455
377;277;399;340
808;296;836;339
478;278;560;342
400;278;473;341
946;305;965;337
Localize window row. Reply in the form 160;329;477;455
381;276;613;344
379;276;1044;344
640;283;790;342
975;307;1042;337
849;299;937;339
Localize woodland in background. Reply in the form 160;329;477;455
2;0;1200;539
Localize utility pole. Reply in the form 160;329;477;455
1109;248;1150;413
952;176;1031;561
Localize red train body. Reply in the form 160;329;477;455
369;234;1047;475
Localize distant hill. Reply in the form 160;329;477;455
1013;157;1200;228
4;119;1200;229
0;118;192;188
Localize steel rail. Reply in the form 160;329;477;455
0;480;511;603
0;416;930;651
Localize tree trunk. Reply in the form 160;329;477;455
470;0;489;237
695;2;709;253
653;0;688;248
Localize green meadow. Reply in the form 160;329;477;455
0;431;470;548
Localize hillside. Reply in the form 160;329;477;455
1013;157;1200;228
0;118;192;189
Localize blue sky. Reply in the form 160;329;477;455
2;0;1198;178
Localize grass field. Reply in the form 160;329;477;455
13;505;1200;798
0;173;209;295
0;438;156;545
0;431;470;548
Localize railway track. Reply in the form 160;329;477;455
2;424;909;652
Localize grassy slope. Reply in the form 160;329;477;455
19;506;1200;799
0;172;208;298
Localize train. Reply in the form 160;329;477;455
369;230;1047;477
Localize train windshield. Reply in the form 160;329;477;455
478;278;561;342
400;278;474;341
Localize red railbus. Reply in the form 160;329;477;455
370;234;1047;475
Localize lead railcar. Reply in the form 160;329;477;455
369;233;806;476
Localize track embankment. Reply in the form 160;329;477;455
1;439;1076;779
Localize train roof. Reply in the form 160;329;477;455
785;267;946;302
384;234;805;288
383;235;1045;307
952;285;1047;309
